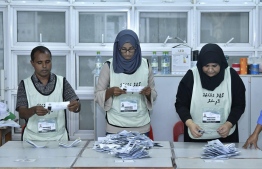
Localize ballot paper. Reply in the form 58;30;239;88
201;139;240;159
25;139;47;148
121;85;145;93
44;101;69;111
59;138;82;148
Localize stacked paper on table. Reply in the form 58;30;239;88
93;130;154;160
201;139;240;159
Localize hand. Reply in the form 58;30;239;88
68;100;80;112
243;133;260;149
110;87;126;97
217;121;232;138
139;87;151;96
185;119;202;138
35;106;49;116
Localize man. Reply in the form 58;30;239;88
16;46;81;141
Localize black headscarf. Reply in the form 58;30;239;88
113;29;142;74
196;43;228;91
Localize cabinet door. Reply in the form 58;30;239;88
94;76;106;139
238;76;250;143
250;76;262;146
259;7;262;48
76;52;110;88
151;75;183;141
139;12;188;44
197;9;252;47
78;11;127;44
16;54;66;86
15;10;67;45
0;11;3;101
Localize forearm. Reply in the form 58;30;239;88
18;106;36;119
252;124;262;136
105;88;114;101
185;119;194;127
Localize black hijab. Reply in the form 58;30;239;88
196;43;228;91
113;29;142;74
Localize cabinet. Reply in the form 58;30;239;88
95;75;253;143
250;76;262;147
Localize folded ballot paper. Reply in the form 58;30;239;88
201;139;240;159
25;138;82;148
25;139;47;148
59;138;82;148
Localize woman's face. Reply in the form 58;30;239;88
120;42;135;60
202;63;220;77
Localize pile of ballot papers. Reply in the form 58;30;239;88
201;139;240;159
93;130;154;160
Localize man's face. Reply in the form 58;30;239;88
31;51;52;79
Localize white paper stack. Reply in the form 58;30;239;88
201;139;240;159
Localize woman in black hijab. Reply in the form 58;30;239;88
175;43;245;143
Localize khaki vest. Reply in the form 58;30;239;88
23;75;68;141
189;67;235;139
107;58;150;127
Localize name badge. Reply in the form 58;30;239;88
202;112;220;123
120;100;138;112
38;119;56;133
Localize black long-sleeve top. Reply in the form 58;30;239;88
175;68;246;142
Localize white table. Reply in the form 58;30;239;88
0;140;87;158
73;141;174;169
173;142;262;169
175;158;262;169
173;142;262;159
0;140;88;169
73;157;174;169
0;156;76;169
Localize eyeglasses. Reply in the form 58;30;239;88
120;47;136;53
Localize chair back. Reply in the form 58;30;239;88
173;121;184;142
149;125;154;140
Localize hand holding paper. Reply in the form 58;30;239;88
44;101;69;111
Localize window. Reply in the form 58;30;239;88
200;12;249;44
139;12;188;43
15;10;67;45
77;52;110;88
78;12;127;43
17;54;66;85
79;99;94;130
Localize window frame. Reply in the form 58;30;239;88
134;5;193;51
12;6;70;47
196;6;255;49
74;6;131;50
